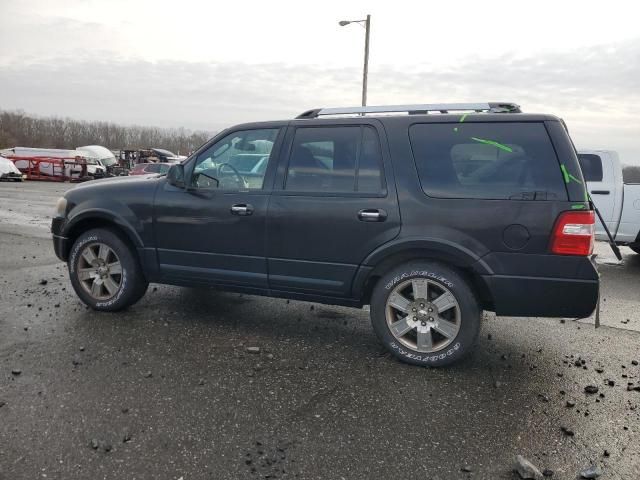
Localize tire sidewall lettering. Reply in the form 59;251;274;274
389;340;462;364
69;235;98;274
385;270;454;291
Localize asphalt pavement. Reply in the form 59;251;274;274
0;181;639;480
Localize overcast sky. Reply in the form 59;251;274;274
1;0;639;162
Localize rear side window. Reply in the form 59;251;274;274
577;154;603;182
146;164;160;173
409;122;567;200
285;126;383;193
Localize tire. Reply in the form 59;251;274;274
370;261;481;367
629;245;640;255
68;228;149;311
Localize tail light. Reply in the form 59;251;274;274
550;211;595;256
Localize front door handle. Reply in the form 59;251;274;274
358;209;387;222
230;203;254;216
590;190;610;195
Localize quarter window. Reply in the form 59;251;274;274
409;122;567;200
285;126;383;193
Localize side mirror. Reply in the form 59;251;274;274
167;164;185;188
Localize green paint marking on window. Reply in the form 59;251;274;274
571;204;586;210
570;173;583;184
453;127;459;132
560;164;583;185
470;137;513;153
459;113;469;123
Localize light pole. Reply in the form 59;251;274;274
339;14;371;107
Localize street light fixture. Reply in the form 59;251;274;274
339;14;371;107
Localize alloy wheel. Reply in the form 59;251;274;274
77;242;122;300
385;278;461;353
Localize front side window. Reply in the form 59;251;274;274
192;128;279;190
409;122;567;200
285;126;383;193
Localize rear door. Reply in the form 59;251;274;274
578;152;617;236
267;120;400;298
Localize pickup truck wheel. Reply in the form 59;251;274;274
370;262;481;367
68;228;148;312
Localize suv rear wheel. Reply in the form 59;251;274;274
370;261;481;367
68;228;148;311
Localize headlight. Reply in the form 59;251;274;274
55;197;67;217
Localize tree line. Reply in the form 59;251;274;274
0;109;213;155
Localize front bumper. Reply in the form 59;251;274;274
51;216;69;261
1;172;25;181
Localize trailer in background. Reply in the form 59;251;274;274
2;155;89;182
0;147;105;178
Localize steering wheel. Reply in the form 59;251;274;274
218;163;248;189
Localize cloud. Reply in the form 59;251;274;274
1;37;639;161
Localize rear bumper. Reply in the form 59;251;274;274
482;274;598;318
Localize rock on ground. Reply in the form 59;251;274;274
514;455;544;480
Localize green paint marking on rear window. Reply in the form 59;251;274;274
459;113;469;123
571;204;586;210
470;137;513;153
560;164;583;185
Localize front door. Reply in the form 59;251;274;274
154;126;284;289
267;120;400;298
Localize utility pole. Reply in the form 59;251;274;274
339;14;371;107
361;14;371;107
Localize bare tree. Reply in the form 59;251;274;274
0;109;212;155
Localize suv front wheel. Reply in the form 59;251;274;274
370;261;481;367
68;228;149;311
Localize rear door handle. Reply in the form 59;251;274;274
590;190;610;195
358;209;387;222
230;203;254;216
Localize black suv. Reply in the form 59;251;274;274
51;103;598;366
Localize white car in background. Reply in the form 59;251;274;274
0;156;25;181
76;145;118;173
579;149;640;253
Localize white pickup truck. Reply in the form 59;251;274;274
579;150;640;253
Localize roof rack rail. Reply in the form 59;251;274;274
296;102;521;119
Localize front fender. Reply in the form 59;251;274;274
64;200;144;248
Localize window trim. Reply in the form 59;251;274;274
280;124;387;197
